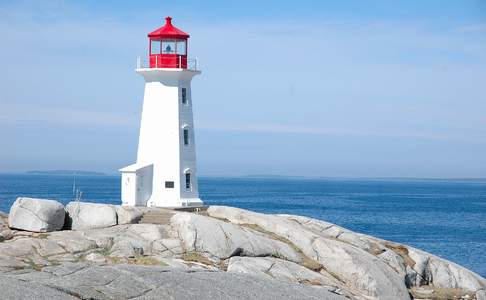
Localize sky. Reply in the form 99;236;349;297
0;0;485;177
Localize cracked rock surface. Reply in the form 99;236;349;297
8;198;65;232
0;263;347;300
0;203;484;300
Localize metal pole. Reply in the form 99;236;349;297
155;55;158;68
179;56;182;68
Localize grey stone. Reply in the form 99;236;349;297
408;247;486;291
0;229;14;241
207;206;410;299
281;214;389;255
8;198;65;232
227;256;346;292
378;249;407;275
33;238;67;257
152;238;184;257
0;204;485;300
109;224;168;257
312;237;410;299
0;255;28;270
171;212;301;262
47;230;98;254
80;224;130;249
477;289;486;300
115;205;146;224
0;237;38;257
0;275;79;300
66;201;117;230
84;252;107;263
136;269;349;300
5;263;348;300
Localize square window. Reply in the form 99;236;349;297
165;181;174;188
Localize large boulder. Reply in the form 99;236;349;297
66;202;117;230
170;212;301;263
115;206;146;224
8;198;65;232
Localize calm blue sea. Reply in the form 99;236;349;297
0;174;485;277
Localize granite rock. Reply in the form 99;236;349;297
171;212;301;263
66;202;117;230
8;198;65;232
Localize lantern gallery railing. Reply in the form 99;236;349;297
136;56;198;71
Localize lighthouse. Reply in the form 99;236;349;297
120;17;203;208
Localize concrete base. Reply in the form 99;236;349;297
147;198;204;209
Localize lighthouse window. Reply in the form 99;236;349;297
183;128;189;145
162;41;176;54
176;40;186;55
181;88;187;105
165;181;174;188
185;173;191;190
151;40;161;54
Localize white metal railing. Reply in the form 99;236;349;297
136;56;198;71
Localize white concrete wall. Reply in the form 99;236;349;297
121;172;137;206
133;68;202;207
135;164;153;206
179;81;199;201
120;163;154;206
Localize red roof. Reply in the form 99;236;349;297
148;17;189;39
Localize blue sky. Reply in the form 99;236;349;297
0;0;485;177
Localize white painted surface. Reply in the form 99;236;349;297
120;163;153;206
120;68;203;207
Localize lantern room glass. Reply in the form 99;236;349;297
151;39;187;55
162;41;176;54
176;40;186;55
151;40;161;54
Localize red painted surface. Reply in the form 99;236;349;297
148;17;188;69
150;55;187;68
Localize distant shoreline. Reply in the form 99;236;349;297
0;172;485;182
25;170;106;176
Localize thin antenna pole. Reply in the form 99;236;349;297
72;173;76;196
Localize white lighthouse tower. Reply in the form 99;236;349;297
120;17;203;208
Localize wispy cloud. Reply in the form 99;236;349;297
1;1;486;175
0;104;138;127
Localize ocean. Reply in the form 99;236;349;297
0;174;485;277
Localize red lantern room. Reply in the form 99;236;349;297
148;17;189;69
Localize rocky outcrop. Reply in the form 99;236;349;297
207;206;485;300
171;213;301;263
407;247;486;291
0;203;484;300
65;202;117;230
8;198;65;232
0;263;347;300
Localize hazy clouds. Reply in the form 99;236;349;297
1;1;485;177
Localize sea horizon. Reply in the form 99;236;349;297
2;170;486;182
